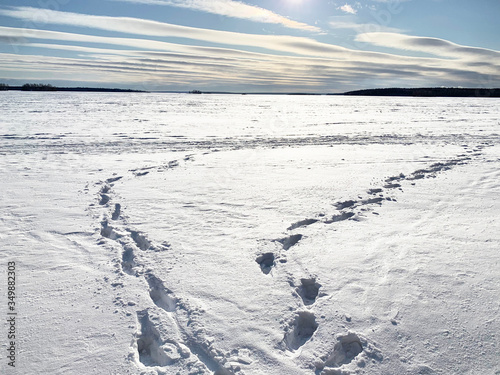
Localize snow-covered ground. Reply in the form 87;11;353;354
1;92;499;375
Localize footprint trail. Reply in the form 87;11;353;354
90;161;244;374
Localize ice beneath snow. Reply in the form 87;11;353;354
1;92;499;375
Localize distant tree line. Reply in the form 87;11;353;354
342;87;500;98
22;83;57;91
0;83;58;91
0;83;145;92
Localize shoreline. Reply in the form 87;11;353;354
1;85;500;97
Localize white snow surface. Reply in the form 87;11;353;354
1;92;499;375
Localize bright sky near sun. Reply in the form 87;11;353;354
0;0;499;92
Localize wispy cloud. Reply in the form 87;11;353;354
0;7;429;66
0;7;346;58
107;0;321;32
329;20;403;33
339;4;357;14
356;32;500;60
0;25;371;64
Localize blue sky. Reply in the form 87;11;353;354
0;0;499;92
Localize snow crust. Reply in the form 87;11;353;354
1;92;499;374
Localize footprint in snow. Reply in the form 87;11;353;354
324;212;355;224
255;253;275;274
296;278;321;306
287;218;318;231
106;176;123;183
283;311;318;351
316;332;382;373
145;273;177;312
276;234;303;250
111;203;121;220
135;309;184;367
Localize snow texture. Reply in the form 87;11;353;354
1;92;499;375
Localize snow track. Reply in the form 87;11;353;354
92;171;238;374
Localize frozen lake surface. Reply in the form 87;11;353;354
1;92;499;375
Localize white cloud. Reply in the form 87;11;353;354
0;7;347;58
0;7;432;67
339;4;357;14
329;20;403;33
356;32;500;61
107;0;321;32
